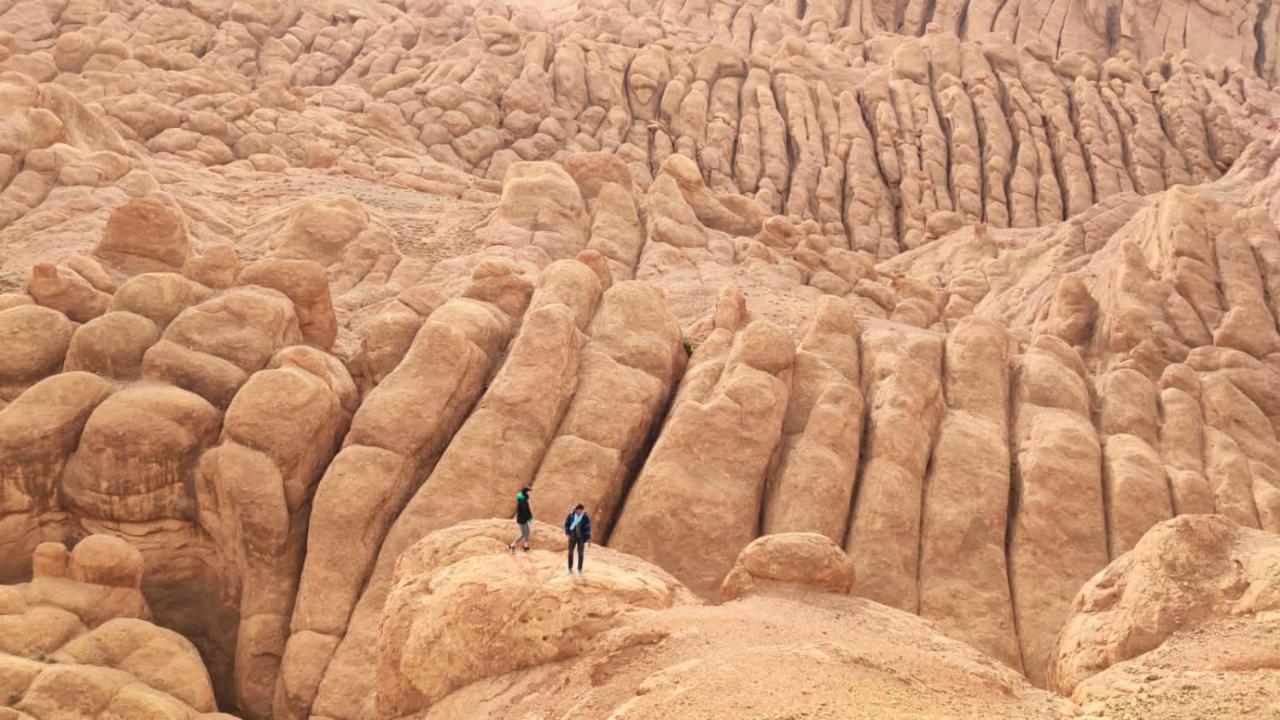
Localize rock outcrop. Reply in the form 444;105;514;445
0;536;223;719
760;296;862;543
3;0;1280;717
610;297;795;595
371;520;1072;720
1049;515;1280;718
919;317;1021;671
846;324;943;612
1008;336;1110;684
376;519;695;717
720;532;856;600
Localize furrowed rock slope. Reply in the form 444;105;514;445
2;0;1280;718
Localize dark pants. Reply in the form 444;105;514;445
567;538;585;571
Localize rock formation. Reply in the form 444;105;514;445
2;0;1280;717
0;535;226;719
372;521;1073;719
1050;515;1280;718
720;532;857;600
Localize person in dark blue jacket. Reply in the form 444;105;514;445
564;503;591;575
507;486;533;554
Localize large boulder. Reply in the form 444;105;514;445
2;536;147;638
94;195;192;273
611;318;795;595
0;304;76;401
60;385;222;522
63;311;158;379
760;295;862;543
483;161;590;259
107;272;212;331
348;306;428;393
375;519;695;716
1049;509;1280;696
530;280;685;537
266;195;369;267
26;262;110;322
238;258;337;349
141;287;303;408
564;151;633;200
49;617;216;711
720;533;856;600
183;242;241;289
0;293;34;311
0;373;115;580
0;536;220;718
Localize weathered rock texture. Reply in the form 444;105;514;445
720;532;857;600
0;536;224;719
1050;515;1280;691
1049;515;1280;718
3;0;1280;717
371;520;1073;719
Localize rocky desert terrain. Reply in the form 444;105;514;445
2;0;1280;718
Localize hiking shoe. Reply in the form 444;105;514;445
576;569;584;576
507;544;515;555
522;545;531;553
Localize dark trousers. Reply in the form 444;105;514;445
567;538;585;571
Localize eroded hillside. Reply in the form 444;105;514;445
2;1;1280;719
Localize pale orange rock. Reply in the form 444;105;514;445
60;384;221;523
532;280;684;535
720;533;856;600
1;4;1280;716
1008;336;1108;686
193;352;351;718
918;317;1021;672
141;287;303;409
283;264;532;719
308;260;599;719
376;519;694;717
1050;515;1280;700
62;311;157;379
0;304;76;401
238;258;338;349
183;242;241;289
1;535;219;718
1096;369;1173;558
0;293;34;311
94;195;191;273
348;308;426;394
847;325;943;613
1157;367;1216;515
585;181;645;279
612;319;795;595
394;529;1073;720
0;372;114;580
26;262;109;322
760;295;862;544
267;196;370;267
107;271;211;329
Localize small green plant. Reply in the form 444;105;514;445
681;339;693;356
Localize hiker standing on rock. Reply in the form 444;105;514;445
508;486;533;554
564;503;591;575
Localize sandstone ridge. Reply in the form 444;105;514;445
3;0;1280;718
